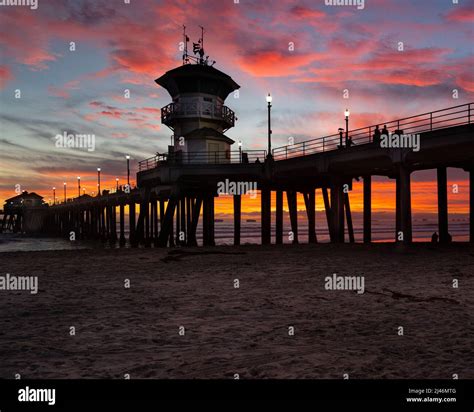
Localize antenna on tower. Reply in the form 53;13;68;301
200;26;204;56
182;25;190;65
185;25;214;66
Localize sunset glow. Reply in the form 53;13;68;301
1;0;473;214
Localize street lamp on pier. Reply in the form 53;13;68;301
97;167;101;196
345;108;350;147
126;155;130;186
266;93;272;157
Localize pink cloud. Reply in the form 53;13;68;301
48;80;80;99
445;1;474;22
0;65;12;89
0;9;58;70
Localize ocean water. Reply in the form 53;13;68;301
0;219;469;252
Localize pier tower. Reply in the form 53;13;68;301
156;27;239;163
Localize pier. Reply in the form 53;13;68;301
4;55;473;246
28;102;473;247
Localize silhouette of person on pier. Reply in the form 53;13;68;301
431;232;439;243
381;125;389;139
373;125;381;145
338;128;344;149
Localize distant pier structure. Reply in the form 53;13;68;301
0;192;47;234
19;33;474;246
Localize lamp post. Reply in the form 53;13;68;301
266;93;272;157
345;108;350;147
238;140;242;163
116;177;119;191
77;176;81;198
63;182;66;203
53;187;56;205
97;167;101;196
126;155;130;186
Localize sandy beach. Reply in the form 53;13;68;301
0;243;473;379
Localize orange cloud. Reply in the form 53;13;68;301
290;6;325;19
238;51;322;77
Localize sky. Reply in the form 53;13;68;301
0;0;473;215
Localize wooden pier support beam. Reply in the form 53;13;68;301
322;187;333;242
119;204;125;247
261;188;271;245
136;191;150;246
149;200;155;241
202;194;215;246
303;191;317;243
275;190;283;244
158;198;177;247
395;176;401;241
97;207;102;239
398;166;412;244
110;205;117;244
437;167;449;243
470;169;474;243
159;199;165;226
153;200;159;247
144;201;151;247
202;196;209;246
180;198;186;245
363;176;372;243
330;185;345;243
176;199;181;245
104;206;110;241
233;194;241;246
101;206;107;241
85;209;90;237
344;192;355;243
186;197;192;245
90;208;96;238
129;202;137;247
168;200;175;247
208;195;215;246
287;190;299;244
188;197;202;246
79;209;85;239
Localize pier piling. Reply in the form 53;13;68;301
437;167;449;243
363;176;372;243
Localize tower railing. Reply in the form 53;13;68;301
161;101;235;129
272;102;473;160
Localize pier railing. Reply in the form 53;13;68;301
272;102;473;160
139;150;267;171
